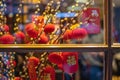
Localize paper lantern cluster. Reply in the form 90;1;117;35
0;0;99;80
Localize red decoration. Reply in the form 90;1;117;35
28;57;40;67
32;15;44;28
48;52;63;64
25;23;38;38
14;77;22;80
58;64;63;71
63;30;73;40
81;8;101;34
44;24;55;34
72;28;87;39
28;57;40;80
0;34;15;44
38;33;49;44
7;60;16;67
42;66;55;80
2;24;9;32
62;52;78;73
14;31;25;42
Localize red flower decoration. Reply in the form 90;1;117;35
44;24;55;34
43;66;55;80
62;52;78;73
25;23;38;38
14;31;25;42
28;57;40;67
0;34;15;44
72;28;87;39
48;52;63;64
63;30;73;40
38;33;49;44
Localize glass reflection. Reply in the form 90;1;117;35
0;0;104;44
113;0;120;43
0;52;104;80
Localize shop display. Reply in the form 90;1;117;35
0;0;103;80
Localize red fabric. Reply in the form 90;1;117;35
48;52;63;64
0;34;15;44
44;24;55;34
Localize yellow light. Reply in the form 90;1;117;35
36;5;39;7
75;3;79;6
16;14;19;17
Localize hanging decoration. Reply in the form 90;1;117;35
0;0;102;80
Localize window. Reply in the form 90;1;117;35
0;0;114;80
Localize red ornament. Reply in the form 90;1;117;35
28;56;40;67
72;28;87;39
25;23;38;38
32;15;44;28
44;24;55;34
58;64;63;71
14;77;22;80
48;52;63;64
0;34;15;44
38;33;49;44
28;57;39;80
14;31;25;42
2;24;9;32
42;66;55;80
62;52;78;73
7;60;16;67
63;30;73;40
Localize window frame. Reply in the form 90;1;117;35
0;0;115;80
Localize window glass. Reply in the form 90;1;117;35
112;51;120;80
112;0;120;44
0;0;105;44
0;51;104;80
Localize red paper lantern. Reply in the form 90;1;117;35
48;52;63;64
44;24;55;34
38;33;49;44
63;30;73;40
25;23;38;38
0;34;15;44
58;64;63;71
14;31;25;42
43;66;55;80
72;28;87;39
28;57;40;67
62;52;78;73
